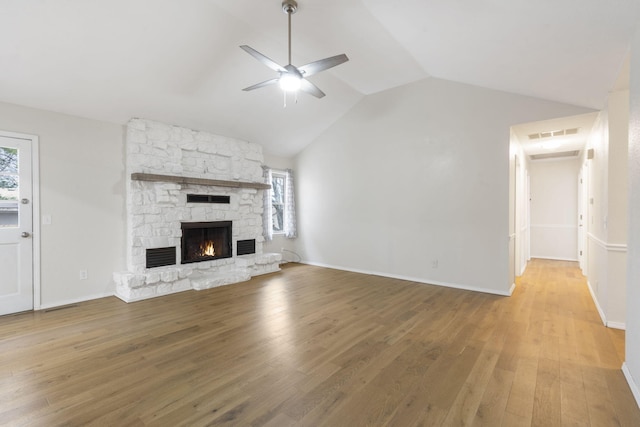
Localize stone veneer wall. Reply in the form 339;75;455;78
114;118;280;302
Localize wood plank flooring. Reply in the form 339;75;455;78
1;259;639;426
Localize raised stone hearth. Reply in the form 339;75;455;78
113;119;281;302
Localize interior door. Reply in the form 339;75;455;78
0;135;33;315
577;163;588;274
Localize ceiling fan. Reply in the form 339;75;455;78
240;0;349;99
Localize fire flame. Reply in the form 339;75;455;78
199;241;215;257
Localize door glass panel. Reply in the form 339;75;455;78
0;146;19;227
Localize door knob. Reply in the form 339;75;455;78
21;232;30;238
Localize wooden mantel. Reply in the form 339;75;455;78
131;173;271;190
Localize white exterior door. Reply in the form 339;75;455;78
0;135;33;315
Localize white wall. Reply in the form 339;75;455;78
583;88;629;329
294;77;590;295
0;102;125;308
625;24;640;408
529;158;579;261
262;153;298;262
607;90;630;328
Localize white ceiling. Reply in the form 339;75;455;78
1;0;639;157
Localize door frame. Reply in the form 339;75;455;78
0;130;40;310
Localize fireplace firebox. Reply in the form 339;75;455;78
181;221;232;264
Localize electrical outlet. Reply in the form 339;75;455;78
432;259;438;268
79;269;88;280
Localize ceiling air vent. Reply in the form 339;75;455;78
528;127;580;140
529;150;580;161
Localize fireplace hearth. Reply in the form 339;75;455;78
181;221;232;264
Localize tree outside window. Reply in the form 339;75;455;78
271;172;285;233
0;147;18;200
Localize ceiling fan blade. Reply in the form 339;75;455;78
298;54;349;77
299;79;325;98
242;78;280;92
240;45;286;73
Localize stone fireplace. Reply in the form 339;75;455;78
113;119;281;302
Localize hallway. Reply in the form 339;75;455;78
509;258;637;425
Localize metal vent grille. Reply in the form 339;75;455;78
237;239;256;256
146;247;177;268
187;194;230;204
528;127;580;140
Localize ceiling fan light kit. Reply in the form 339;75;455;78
240;0;349;102
279;72;302;92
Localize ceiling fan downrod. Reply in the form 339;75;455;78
282;0;297;66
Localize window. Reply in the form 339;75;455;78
262;167;297;240
0;146;19;228
271;171;286;233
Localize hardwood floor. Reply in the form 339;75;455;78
1;259;639;426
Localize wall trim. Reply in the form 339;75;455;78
584;280;624;329
301;260;514;297
530;255;579;262
586;280;607;327
38;292;115;310
588;232;628;252
622;363;640;410
530;223;578;229
607;321;626;330
519;264;527;276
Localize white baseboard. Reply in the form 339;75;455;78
586;280;607;327
584;281;625;329
622;363;640;409
607;321;626;330
38;292;115;310
300;260;513;297
530;255;579;262
519;263;527;276
509;282;516;296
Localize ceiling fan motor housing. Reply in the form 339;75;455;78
282;0;297;14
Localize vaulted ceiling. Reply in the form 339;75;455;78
1;1;639;156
